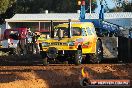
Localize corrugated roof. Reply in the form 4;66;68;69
5;12;132;22
8;13;80;21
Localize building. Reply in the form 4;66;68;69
4;12;132;32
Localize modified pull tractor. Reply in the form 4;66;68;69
39;20;103;65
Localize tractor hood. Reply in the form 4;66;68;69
41;36;85;47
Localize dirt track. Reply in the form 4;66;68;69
0;54;131;88
0;64;131;88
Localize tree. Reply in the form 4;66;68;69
109;1;132;12
0;0;16;24
123;3;132;12
0;0;16;14
0;0;98;24
0;0;9;14
15;0;97;13
85;0;98;13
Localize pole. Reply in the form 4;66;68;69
39;22;40;31
90;0;92;14
6;22;8;29
80;0;86;20
68;19;71;38
0;28;2;40
51;20;54;38
99;0;104;20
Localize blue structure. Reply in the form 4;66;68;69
79;0;86;20
79;0;122;37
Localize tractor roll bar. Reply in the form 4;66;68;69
68;19;71;38
51;20;54;38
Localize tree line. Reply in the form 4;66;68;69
0;0;131;24
0;0;98;24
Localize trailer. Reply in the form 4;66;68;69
0;28;37;55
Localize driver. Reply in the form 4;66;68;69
73;30;81;36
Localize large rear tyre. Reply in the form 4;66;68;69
90;39;103;63
75;50;82;65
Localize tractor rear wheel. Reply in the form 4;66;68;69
90;39;103;63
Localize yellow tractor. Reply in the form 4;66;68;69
39;20;103;65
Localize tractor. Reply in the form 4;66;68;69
39;20;103;65
39;0;119;65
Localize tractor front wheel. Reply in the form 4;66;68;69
40;51;48;66
75;50;82;65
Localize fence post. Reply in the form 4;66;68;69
0;28;1;40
